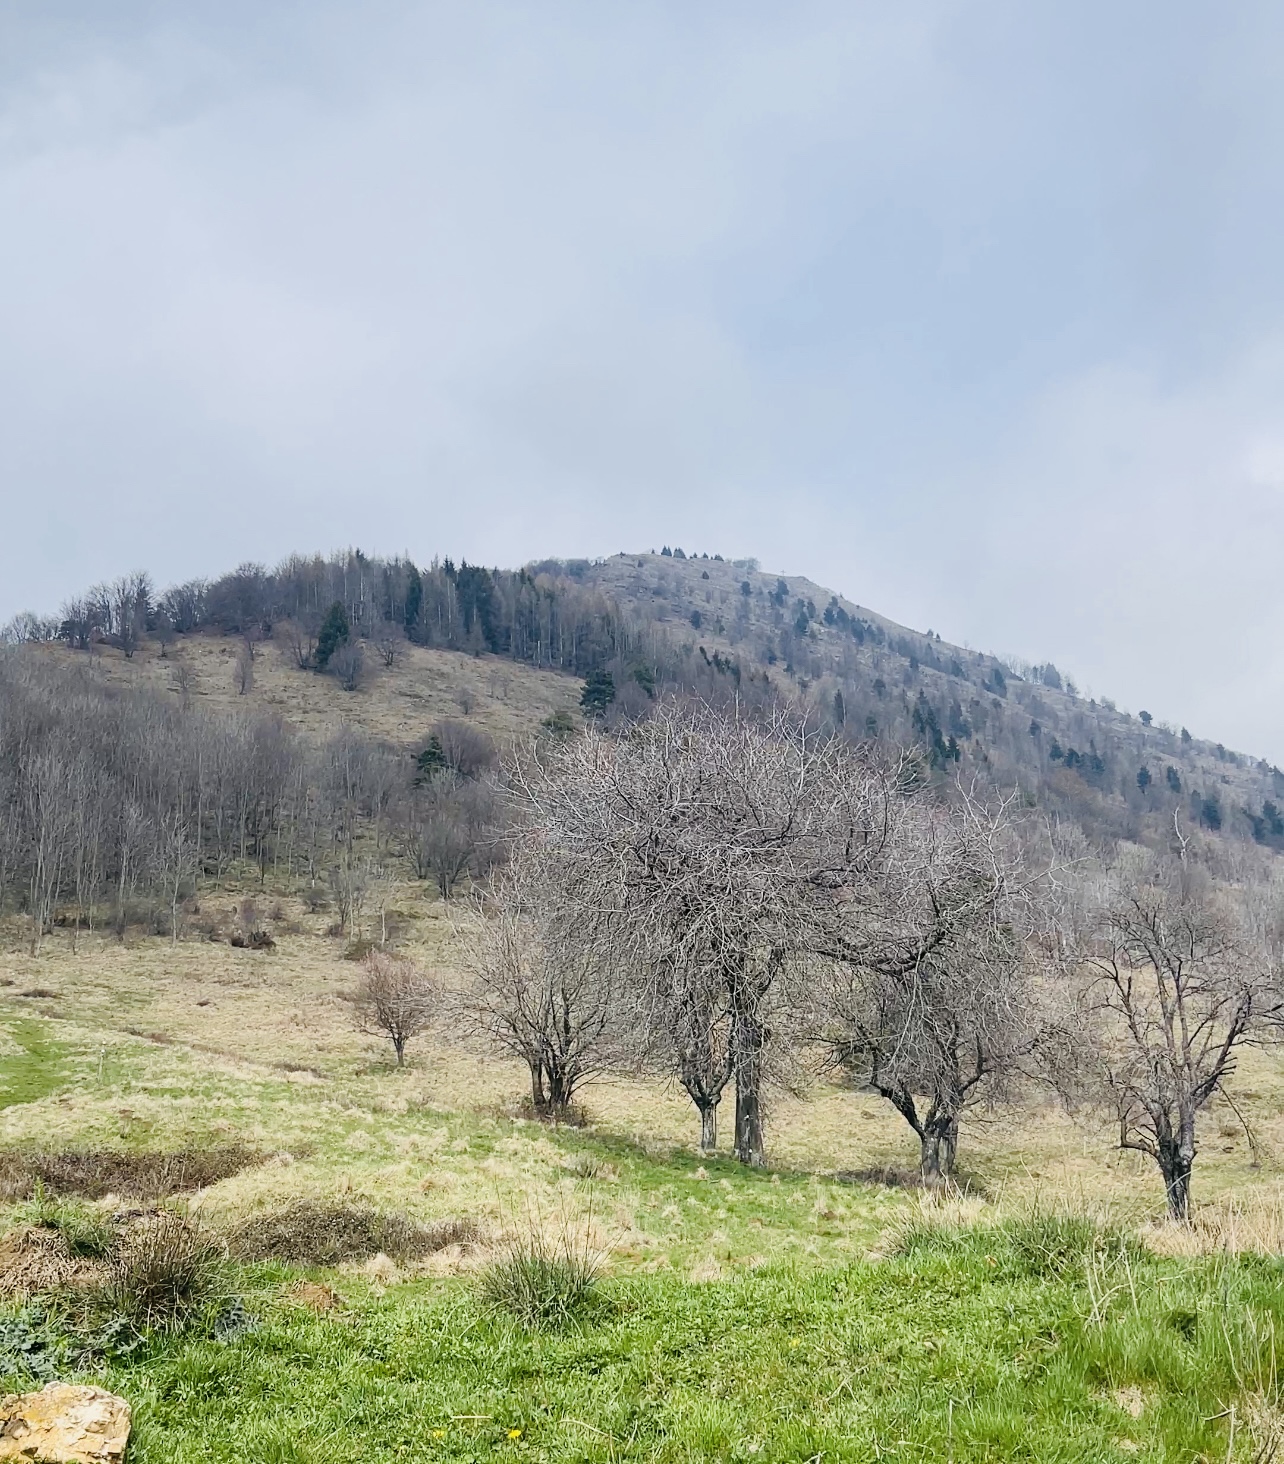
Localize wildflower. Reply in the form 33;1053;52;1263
508;1428;523;1440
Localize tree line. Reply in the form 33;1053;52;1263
6;547;1282;860
0;652;501;950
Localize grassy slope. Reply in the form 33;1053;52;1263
34;632;582;750
3;894;1284;1457
7;637;1284;1457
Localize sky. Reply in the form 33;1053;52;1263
3;2;1284;757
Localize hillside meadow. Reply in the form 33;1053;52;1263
0;877;1283;1459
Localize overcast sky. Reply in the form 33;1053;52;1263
3;2;1284;756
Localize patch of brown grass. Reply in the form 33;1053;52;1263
0;1146;261;1202
227;1202;479;1265
1142;1185;1284;1257
0;1225;105;1298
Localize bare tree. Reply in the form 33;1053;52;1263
511;701;902;1164
351;950;439;1066
403;774;497;898
154;808;195;944
462;853;619;1117
328;856;371;935
1069;846;1282;1219
108;572;151;659
373;623;403;668
234;643;255;696
280;617;318;671
817;792;1043;1182
330;641;365;692
433;720;497;778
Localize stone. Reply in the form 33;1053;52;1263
0;1383;131;1463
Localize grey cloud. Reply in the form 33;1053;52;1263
3;2;1284;756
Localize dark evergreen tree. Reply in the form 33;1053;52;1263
403;563;423;632
315;601;349;669
414;734;447;785
1137;765;1152;794
580;670;616;719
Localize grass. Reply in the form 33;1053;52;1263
0;1227;1270;1460
0;1020;75;1110
5;883;1284;1456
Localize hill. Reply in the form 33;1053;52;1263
4;555;1284;1458
7;545;1281;856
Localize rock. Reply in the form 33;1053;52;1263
0;1383;131;1463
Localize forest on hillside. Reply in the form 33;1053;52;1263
5;546;1281;862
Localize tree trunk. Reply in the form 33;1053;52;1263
697;1099;719;1153
1158;1142;1194;1220
528;1060;547;1114
732;1013;765;1166
920;1114;959;1185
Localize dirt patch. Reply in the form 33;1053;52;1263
287;1280;344;1313
0;1146;261;1202
228;1204;479;1266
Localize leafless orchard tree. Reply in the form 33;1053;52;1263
1067;842;1283;1219
351;950;439;1066
816;790;1046;1182
461;850;620;1118
510;701;905;1164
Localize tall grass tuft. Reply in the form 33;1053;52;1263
101;1211;225;1333
479;1206;602;1329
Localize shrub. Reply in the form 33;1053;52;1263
101;1212;225;1333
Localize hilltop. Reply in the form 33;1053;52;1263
7;544;1282;855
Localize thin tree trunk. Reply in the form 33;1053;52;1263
733;1010;766;1166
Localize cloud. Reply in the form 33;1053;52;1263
3;2;1284;757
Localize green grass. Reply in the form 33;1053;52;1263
0;1020;75;1109
0;1221;1277;1461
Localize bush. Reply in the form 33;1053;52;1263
101;1212;225;1333
479;1221;602;1329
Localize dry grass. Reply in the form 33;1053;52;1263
227;1203;478;1265
32;633;581;752
1142;1184;1284;1257
0;1145;260;1202
0;1225;106;1298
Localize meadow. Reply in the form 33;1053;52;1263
0;877;1282;1460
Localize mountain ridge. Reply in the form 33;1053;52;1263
4;546;1281;854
